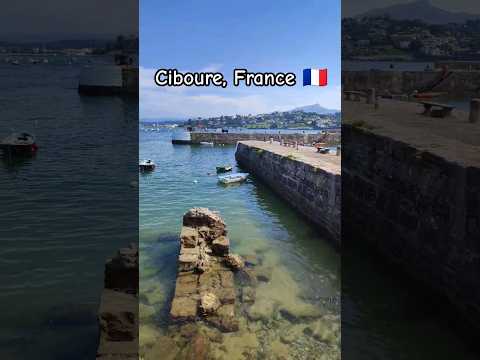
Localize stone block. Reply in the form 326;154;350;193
170;297;198;321
181;227;199;248
212;236;230;256
179;253;199;272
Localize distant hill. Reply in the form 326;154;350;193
291;104;339;115
359;0;478;24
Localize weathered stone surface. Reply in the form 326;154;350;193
170;208;239;333
174;274;198;297
216;286;236;305
170;297;198;321
98;245;139;359
205;314;239;333
235;142;341;247
104;243;139;292
219;270;234;288
224;253;245;271
178;253;199;272
342;116;480;331
183;208;227;239
181;227;199;248
98;289;137;342
212;236;230;256
199;293;221;315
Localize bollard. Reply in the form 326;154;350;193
366;88;376;104
469;98;480;123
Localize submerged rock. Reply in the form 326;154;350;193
104;243;139;292
255;266;272;283
171;296;198;321
97;245;139;359
170;208;239;333
200;293;221;315
224;253;245;271
241;286;256;304
183;208;227;239
212;236;230;256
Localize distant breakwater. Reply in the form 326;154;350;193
185;132;340;145
343;70;480;95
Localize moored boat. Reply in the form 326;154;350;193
139;159;156;171
413;91;447;99
216;165;232;173
0;132;38;154
218;172;248;185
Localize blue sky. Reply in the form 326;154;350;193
140;0;340;119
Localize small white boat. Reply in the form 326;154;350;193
200;141;214;146
218;172;249;185
139;159;155;171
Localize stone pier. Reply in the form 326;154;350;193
235;141;341;247
97;244;139;359
343;98;480;331
187;131;340;145
170;208;244;333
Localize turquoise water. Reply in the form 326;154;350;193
139;129;340;359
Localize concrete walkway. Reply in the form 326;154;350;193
238;140;341;175
343;98;480;167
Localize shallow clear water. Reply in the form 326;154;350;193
139;129;341;359
0;59;137;359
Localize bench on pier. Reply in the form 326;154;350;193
419;101;455;118
313;142;329;153
344;90;366;101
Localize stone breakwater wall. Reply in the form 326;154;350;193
343;70;480;95
190;131;340;145
343;124;480;331
170;208;245;333
97;244;139;359
235;143;341;246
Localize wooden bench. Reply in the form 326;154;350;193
419;101;455;118
344;90;366;101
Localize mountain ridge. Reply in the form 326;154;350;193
291;103;339;115
358;0;478;24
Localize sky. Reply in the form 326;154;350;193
0;0;137;41
140;0;341;120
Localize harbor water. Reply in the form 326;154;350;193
0;57;137;359
140;128;476;360
139;129;341;359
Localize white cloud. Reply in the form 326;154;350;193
139;66;341;119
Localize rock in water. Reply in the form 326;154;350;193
170;208;239;333
200;293;221;315
212;236;230;255
225;253;245;271
97;244;139;359
104;243;139;292
183;208;227;239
